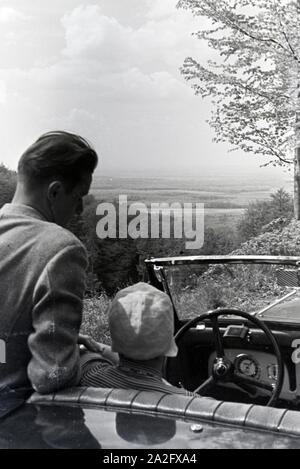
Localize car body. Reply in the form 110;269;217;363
2;255;300;449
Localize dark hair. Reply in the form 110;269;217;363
18;131;98;191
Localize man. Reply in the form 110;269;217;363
0;131;110;403
80;282;195;396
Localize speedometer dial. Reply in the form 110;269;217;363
234;354;261;379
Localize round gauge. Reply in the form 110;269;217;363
234;354;260;379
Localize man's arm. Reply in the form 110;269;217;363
28;242;88;394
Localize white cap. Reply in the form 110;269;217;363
109;282;178;361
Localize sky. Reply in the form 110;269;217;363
0;0;291;182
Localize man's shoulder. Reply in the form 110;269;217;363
33;223;88;281
40;222;83;245
38;222;86;254
0;204;85;252
0;203;87;263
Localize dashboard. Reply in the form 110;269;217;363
208;349;299;401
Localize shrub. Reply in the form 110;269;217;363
0;164;17;208
81;295;111;344
237;188;293;242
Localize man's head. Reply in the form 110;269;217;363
108;282;178;361
16;131;98;226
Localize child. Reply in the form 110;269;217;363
80;282;193;396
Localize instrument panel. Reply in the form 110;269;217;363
234;354;262;380
208;349;294;400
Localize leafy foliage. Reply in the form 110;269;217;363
237;188;293;241
81;295;111;343
178;0;299;166
0;164;16;208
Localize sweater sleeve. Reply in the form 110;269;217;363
27;242;88;394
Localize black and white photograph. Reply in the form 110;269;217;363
0;0;300;452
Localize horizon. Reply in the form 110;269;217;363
93;164;293;185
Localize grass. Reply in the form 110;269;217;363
81;295;111;344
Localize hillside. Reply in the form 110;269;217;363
234;218;300;257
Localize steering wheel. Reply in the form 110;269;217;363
165;308;284;407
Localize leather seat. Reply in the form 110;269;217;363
27;387;300;437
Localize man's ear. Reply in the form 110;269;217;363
47;181;63;202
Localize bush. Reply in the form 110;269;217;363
81;295;111;344
237;188;293;242
0;164;17;209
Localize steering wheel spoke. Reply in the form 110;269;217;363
210;314;225;358
233;372;274;393
193;376;215;394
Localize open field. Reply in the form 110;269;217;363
90;173;292;231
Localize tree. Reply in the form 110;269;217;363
237;188;293;241
177;0;300;215
0;164;17;208
67;194;102;294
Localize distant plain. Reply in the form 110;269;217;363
91;172;293;231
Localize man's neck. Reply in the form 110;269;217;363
12;186;52;223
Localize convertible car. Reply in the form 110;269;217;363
2;255;300;449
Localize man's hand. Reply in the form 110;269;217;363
78;333;103;353
78;334;119;365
